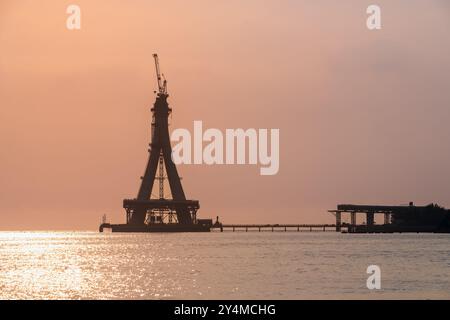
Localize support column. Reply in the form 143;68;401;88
336;211;342;232
351;212;356;226
367;212;374;226
384;213;390;225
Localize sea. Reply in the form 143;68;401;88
0;231;449;299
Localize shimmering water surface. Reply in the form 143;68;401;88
0;231;449;299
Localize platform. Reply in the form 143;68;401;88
99;223;211;233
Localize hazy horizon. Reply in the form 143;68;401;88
1;1;450;230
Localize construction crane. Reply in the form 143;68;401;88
152;53;167;96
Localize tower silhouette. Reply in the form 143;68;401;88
123;54;199;226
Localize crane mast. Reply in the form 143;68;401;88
152;53;167;96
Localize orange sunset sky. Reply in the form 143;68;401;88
1;1;450;230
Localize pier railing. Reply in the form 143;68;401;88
212;224;338;232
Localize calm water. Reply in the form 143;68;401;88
0;231;449;299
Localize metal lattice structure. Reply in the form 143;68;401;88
125;54;199;226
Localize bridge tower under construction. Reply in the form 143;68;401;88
100;54;212;232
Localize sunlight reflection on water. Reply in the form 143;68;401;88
0;231;449;299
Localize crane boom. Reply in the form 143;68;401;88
152;53;167;95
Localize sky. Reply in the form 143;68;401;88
1;1;450;230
